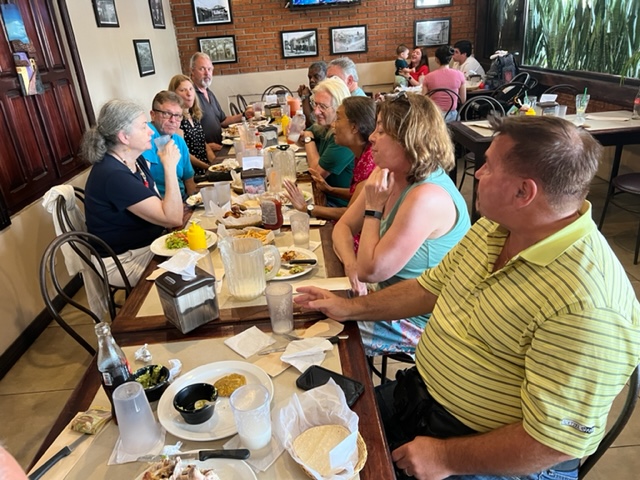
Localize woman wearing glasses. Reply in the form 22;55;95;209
332;93;470;356
300;77;354;208
82;99;184;286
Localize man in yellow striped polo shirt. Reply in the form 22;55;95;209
295;115;640;480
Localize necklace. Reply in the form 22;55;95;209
110;151;149;188
109;150;135;173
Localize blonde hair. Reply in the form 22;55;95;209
168;74;203;121
312;77;351;109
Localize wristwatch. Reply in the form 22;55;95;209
307;204;315;217
300;94;309;101
304;136;315;144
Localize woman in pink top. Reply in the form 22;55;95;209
423;45;467;122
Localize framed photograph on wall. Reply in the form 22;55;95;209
414;18;451;47
281;29;318;59
92;0;119;28
415;0;452;8
198;36;237;64
133;40;155;77
192;0;232;26
329;25;367;55
149;0;166;29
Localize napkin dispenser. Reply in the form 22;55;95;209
156;267;219;334
257;125;278;147
539;101;560;116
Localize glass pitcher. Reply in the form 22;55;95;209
272;145;296;184
218;237;280;301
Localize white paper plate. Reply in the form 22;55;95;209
221;139;234;146
157;361;274;442
136;458;257;480
272;247;318;280
150;231;217;257
186;193;203;207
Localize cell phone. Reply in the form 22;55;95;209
296;365;364;407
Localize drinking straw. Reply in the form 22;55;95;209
584;87;588;96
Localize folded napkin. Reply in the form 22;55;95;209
107;430;165;465
288;240;321;252
585;114;631;122
224;326;276;358
293;276;351;291
158;249;206;280
223;432;284;472
280;337;334;373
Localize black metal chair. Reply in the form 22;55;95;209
229;102;241;115
368;353;415;384
39;231;131;355
578;365;640;478
543;84;579;96
490;81;529;109
426;88;462;122
261;84;293;102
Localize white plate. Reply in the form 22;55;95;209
136;458;257;480
221;139;234;146
157;361;274;442
273;247;318;280
186;193;203;207
150;231;218;257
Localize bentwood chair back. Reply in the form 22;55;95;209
261;84;293;102
578;365;640;478
39;231;131;355
426;88;462;122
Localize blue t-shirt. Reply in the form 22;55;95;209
395;58;409;75
142;123;195;199
351;86;367;97
85;154;164;256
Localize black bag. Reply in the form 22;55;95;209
485;52;519;90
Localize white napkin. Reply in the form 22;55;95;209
224;326;276;358
288;241;321;252
280;337;334;373
157;249;206;281
223;432;284;472
107;429;165;465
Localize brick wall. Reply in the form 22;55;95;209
169;0;478;75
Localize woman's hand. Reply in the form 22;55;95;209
345;262;368;297
158;140;180;170
364;167;394;211
283;179;307;212
309;167;330;193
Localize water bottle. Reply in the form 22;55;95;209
95;322;132;424
287;109;306;144
632;86;640;120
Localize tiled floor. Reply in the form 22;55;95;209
1;171;639;478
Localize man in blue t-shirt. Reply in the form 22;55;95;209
142;91;196;200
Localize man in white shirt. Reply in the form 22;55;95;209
452;40;485;80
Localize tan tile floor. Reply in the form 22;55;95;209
1;171;639;478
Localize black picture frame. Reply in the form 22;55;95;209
414;18;451;47
192;0;232;26
198;36;238;64
133;40;155;77
149;0;166;29
415;0;452;8
329;25;367;55
92;0;119;28
281;29;319;59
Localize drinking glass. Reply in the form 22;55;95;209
153;135;171;153
230;384;272;451
575;94;590;124
266;282;294;334
113;381;161;455
290;212;310;249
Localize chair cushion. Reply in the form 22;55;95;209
613;174;640;195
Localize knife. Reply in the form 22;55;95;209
137;448;250;463
258;335;346;355
28;434;90;480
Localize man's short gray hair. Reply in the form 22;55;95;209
189;52;211;70
328;57;359;82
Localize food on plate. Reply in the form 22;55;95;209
292;425;352;476
70;407;111;434
135;365;167;389
142;457;221;480
224;125;240;137
283;265;304;275
223;204;248;219
186;193;202;206
165;230;188;249
281;250;299;262
232;227;271;244
214;373;247;397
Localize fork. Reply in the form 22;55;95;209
281;332;348;341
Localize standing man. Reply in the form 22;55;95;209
189;52;250;151
295;115;640;479
327;57;367;97
142;91;197;200
451;40;485;79
297;61;327;127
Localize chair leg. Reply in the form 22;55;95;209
53;316;96;355
381;355;389;384
598;184;616;230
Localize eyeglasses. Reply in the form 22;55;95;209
310;99;334;113
391;91;412;130
153;109;183;121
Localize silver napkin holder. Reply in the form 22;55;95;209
156;267;219;334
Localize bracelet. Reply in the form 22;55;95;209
364;210;383;219
300;94;309;101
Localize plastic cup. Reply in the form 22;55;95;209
230;384;272;451
265;282;293;335
112;381;161;455
290;211;310;249
558;105;568;118
153;135;171;152
200;186;217;216
214;181;231;209
575;94;590;124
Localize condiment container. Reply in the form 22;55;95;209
187;221;207;250
260;193;283;231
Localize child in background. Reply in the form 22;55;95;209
394;44;411;88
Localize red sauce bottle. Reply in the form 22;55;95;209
260;194;283;231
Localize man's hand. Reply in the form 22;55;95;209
393;437;450;480
294;286;353;321
298;85;311;98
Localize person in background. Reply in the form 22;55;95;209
452;39;485;79
168;74;216;175
394;44;411;88
284;96;376;234
294;115;640;480
423;45;467;122
82;99;183;286
327;57;367;97
331;93;469;356
0;445;28;480
189;52;252;151
297;61;327;128
142;91;197;200
299;77;354;208
404;46;430;88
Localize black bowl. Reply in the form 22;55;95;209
173;383;218;425
133;365;170;402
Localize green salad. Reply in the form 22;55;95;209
165;230;188;249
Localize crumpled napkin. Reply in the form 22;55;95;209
224;326;276;358
158;249;207;280
107;429;165;465
280;337;334;373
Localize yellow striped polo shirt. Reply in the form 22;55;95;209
415;202;640;458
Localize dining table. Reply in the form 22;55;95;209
450;110;640;221
29;155;397;479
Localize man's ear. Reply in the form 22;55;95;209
515;178;538;207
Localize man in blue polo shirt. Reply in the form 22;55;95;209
142;90;196;200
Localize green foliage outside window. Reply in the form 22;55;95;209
524;0;639;78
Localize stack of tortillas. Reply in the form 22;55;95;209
292;425;367;478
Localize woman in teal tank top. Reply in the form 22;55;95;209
332;93;470;356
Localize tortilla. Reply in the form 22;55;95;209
292;425;351;476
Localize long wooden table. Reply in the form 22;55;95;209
31;222;396;479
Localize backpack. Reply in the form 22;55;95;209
484;52;518;90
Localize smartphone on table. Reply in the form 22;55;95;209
296;365;364;407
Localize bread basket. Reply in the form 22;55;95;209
295;430;368;479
